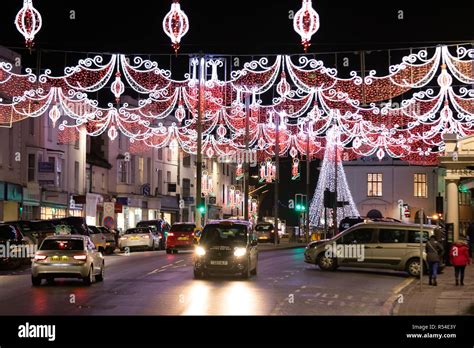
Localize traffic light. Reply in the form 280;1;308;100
295;194;307;212
197;202;206;214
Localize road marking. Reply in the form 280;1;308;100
381;277;415;315
175;260;184;264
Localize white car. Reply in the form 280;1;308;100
119;227;160;252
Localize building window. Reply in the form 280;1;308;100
41;207;66;220
74;161;80;193
414;173;428;198
222;184;225;204
101;173;106;190
131;155;136;184
367;173;382;197
9;129;14;167
138;157;144;185
47;116;52;142
166;171;171;193
183;154;191;167
74;135;80;150
118;160;128;184
28;154;35;182
157;170;163;195
29;118;35;136
167;147;172;162
459;191;471;206
183;178;191;198
158;148;163;161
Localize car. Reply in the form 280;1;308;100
255;222;279;244
166;223;196;254
96;226;117;255
0;224;27;269
304;221;445;277
31;235;105;286
193;219;258;279
136;220;170;250
6;220;55;246
118;227;160;252
87;226;108;253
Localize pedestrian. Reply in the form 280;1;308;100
426;235;444;286
467;223;474;257
449;238;471;286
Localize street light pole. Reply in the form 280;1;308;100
244;94;250;221
306;119;311;243
274;113;280;246
420;208;424;291
196;55;204;228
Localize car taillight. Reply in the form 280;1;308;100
120;236;127;240
142;235;150;239
168;233;174;237
34;255;47;261
73;255;87;260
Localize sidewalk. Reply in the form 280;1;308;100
258;238;306;252
395;265;474;315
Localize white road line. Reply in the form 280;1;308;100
175;260;184;264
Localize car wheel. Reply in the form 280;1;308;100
83;265;94;286
96;263;105;282
240;259;251;279
317;253;337;271
194;269;207;279
173;249;178;254
166;249;172;254
46;277;55;285
406;258;422;277
149;243;155;251
31;276;41;286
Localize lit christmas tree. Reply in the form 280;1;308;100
309;126;359;227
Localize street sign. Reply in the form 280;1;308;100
104;202;115;216
103;216;115;229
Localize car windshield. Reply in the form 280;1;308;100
170;224;195;232
137;221;162;232
40;239;84;251
88;226;101;234
0;225;17;240
125;228;149;235
255;224;272;231
200;224;247;245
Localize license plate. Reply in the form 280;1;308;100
259;236;268;239
210;260;228;266
178;237;189;241
130;237;140;240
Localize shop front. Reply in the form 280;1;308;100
22;185;41;220
160;195;179;224
0;182;23;221
41;191;68;220
85;193;103;226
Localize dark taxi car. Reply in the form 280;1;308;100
193;220;258;279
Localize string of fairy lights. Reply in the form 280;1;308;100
2;0;473;172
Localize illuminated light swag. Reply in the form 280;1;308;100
163;0;190;54
0;43;472;165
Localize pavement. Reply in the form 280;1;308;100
394;265;474;315
0;246;415;315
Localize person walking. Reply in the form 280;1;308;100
467;223;474;257
449;238;471;286
426;235;444;286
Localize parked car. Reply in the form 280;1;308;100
0;224;26;269
31;235;104;286
97;226;117;254
194;219;258;279
136;220;170;249
166;223;196;254
49;217;89;236
119;227;160;252
304;221;445;277
6;220;55;246
85;226;107;253
255;222;279;244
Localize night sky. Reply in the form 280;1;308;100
1;1;472;224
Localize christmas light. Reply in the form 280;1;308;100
309;127;359;227
15;0;42;49
293;0;320;52
162;0;189;54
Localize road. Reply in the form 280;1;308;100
0;247;413;315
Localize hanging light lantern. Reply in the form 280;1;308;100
236;162;244;181
293;0;320;52
111;72;125;103
276;72;291;97
48;105;61;128
108;125;118;142
163;0;190;54
292;158;300;181
15;0;42;50
202;170;213;196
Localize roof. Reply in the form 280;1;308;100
43;235;86;240
206;219;252;226
353;221;439;229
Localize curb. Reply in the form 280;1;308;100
381;277;416;315
259;245;306;253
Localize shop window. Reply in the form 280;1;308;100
367;173;383;197
414;173;428;198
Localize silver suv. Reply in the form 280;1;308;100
304;221;444;277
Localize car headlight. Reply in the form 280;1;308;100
234;247;247;257
195;246;206;256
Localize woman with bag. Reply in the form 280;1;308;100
426;235;444;286
449;238;471;286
